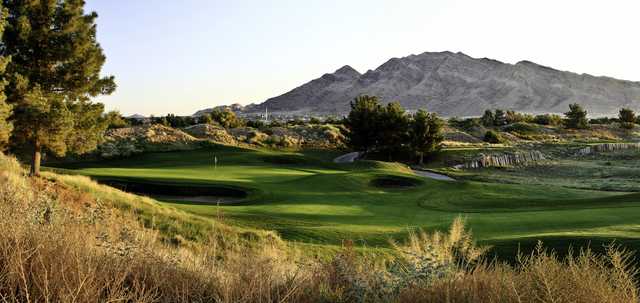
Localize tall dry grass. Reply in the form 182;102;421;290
0;152;638;302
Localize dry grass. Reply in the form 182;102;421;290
0;152;638;302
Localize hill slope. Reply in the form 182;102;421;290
244;51;640;117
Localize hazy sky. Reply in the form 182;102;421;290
86;0;640;116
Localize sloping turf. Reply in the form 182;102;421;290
51;145;640;259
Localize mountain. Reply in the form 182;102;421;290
243;51;640;117
193;103;244;117
127;114;147;119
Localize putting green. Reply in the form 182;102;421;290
51;145;640;258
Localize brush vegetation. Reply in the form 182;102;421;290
2;152;639;302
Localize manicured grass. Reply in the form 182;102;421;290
50;145;640;259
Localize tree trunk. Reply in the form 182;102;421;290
30;140;41;177
419;152;424;165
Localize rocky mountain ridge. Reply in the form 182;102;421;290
238;51;640;117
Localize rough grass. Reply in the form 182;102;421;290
2;154;637;302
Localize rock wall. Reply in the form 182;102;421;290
576;143;640;156
457;151;546;169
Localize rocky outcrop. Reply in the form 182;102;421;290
457;151;546;169
243;51;640;117
576;143;640;156
183;124;237;145
99;125;200;158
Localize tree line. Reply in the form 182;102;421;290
478;103;639;130
345;95;444;164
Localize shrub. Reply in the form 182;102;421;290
505;110;534;124
450;117;482;131
533;114;563;126
483;130;503;143
619;108;636;129
564;103;589;129
480;110;495;127
245;119;266;129
503;122;539;135
590;117;618;125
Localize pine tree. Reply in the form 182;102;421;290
379;101;409;160
480;109;495;127
2;0;116;175
345;95;383;153
618;108;636;129
409;110;444;165
564;103;588;129
0;6;11;149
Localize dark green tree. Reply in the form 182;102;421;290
480;110;495;127
345;95;383;153
533;114;563;126
0;6;10;149
494;109;507;126
104;110;129;129
409;110;444;165
379;101;409;160
564;103;588;129
618;108;636;129
210;108;243;128
483;130;502;144
3;0;116;175
199;114;213;124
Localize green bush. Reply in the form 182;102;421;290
533;114;563;126
450;117;482;131
483;130;503;143
503;122;539;135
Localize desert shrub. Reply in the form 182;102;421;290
483;130;503;143
320;124;346;146
503;122;539;135
505;110;534;124
98;140;143;158
590;117;618;125
450;117;482;130
619;108;637;129
210;109;245;129
533;113;564;126
245;119;266;129
398;244;639;302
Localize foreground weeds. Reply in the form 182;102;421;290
0;153;638;302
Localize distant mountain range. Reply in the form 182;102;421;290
219;51;640;117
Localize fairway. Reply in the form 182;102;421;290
52;145;640;258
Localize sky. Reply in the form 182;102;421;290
85;0;640;116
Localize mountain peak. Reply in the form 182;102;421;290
334;65;360;77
